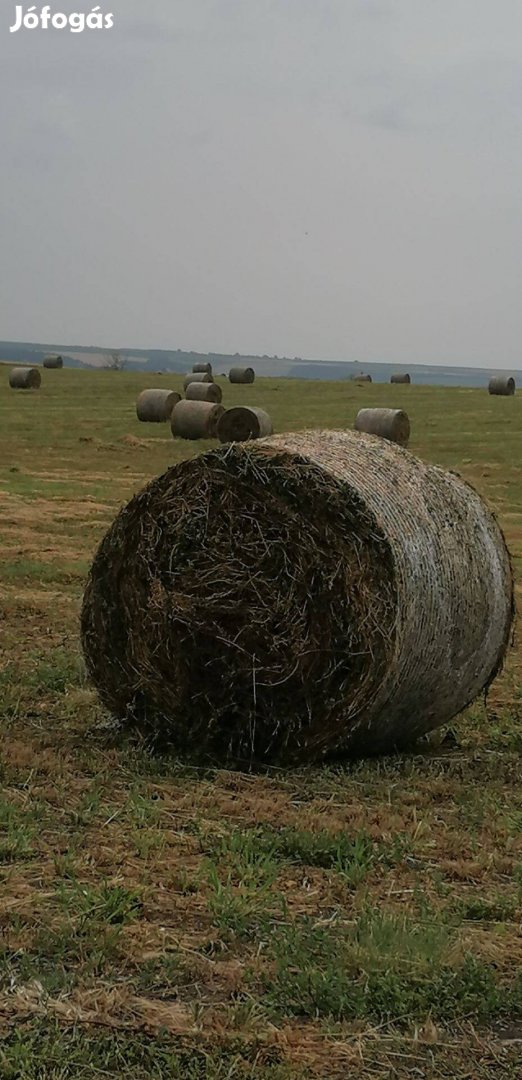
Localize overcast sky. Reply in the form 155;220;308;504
1;0;521;366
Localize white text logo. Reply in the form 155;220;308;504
10;5;114;32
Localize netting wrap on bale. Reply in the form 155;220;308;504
183;372;213;390
218;407;273;443
171;399;224;440
229;367;255;384
136;389;181;422
81;430;513;766
488;377;515;396
355;408;410;447
9;367;41;390
185;382;223;404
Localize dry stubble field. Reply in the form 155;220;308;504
1;365;522;1079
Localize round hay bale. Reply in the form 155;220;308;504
217;406;273;443
390;373;411;384
193;362;213;375
352;373;372;384
9;367;41;390
186;382;223;404
183;372;214;391
43;354;63;369
488;376;515;396
171;399;224;440
81;430;513;767
354;408;410;447
136;389;181;423
229;367;255;384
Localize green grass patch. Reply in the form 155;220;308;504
203;825;408;887
0;1023;299;1080
0;558;90;585
265;910;522;1024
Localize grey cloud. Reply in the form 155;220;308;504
1;0;522;365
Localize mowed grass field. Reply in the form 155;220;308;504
2;364;522;1079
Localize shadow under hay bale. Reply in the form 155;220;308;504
352;373;372;384
186;382;223;404
171;399;224;440
9;367;41;390
81;430;513;767
43;354;63;369
183;372;213;391
391;373;411;384
136;389;181;422
193;362;213;375
217;406;273;443
229;367;255;384
488;376;515;396
355;408;410;447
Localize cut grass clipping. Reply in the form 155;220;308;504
81;430;513;765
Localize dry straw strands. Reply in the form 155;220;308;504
391;373;411;384
171;399;224;440
193;362;213;375
217;406;273;443
81;429;513;767
355;408;410;447
136;389;181;423
185;382;223;404
488;376;515;396
43;354;63;369
229;367;255;384
352;373;372;383
9;367;42;389
183;372;213;390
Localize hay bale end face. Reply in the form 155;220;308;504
43;354;63;369
9;367;42;390
229;367;255;384
192;362;213;375
488;376;515;396
391;373;411;384
171;399;224;440
185;382;223;404
352;373;372;384
355;408;410;447
217;406;273;443
183;372;213;391
81;430;513;767
136;389;181;423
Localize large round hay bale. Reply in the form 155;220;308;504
185;382;223;404
193;362;213;375
43;354;63;369
352;373;372;384
136;389;181;422
81;430;513;767
183;372;213;391
171;399;224;440
229;367;255;384
217;407;273;443
354;408;410;447
390;373;411;384
9;367;41;390
488;376;515;396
